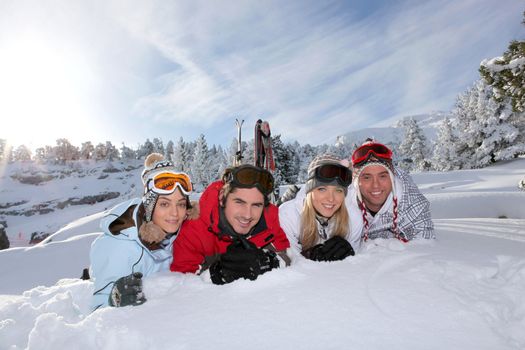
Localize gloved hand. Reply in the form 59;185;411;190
210;239;279;285
302;236;354;262
109;272;147;307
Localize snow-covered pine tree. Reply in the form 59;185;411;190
120;143;136;160
271;135;299;185
191;134;211;190
475;84;519;166
432;117;460;171
152;138;165;155
172;137;189;172
94;143;107;161
34;147;46;163
165;140;174;161
453;80;520;168
55;138;79;164
105;141;119;161
13;145;32;162
80;142;94;160
480;11;525;113
296;143;317;183
0;139;8;161
244;139;255;166
479;12;525;160
137;139;155;160
214;145;230;180
398;118;429;171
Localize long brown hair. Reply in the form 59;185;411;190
299;192;350;250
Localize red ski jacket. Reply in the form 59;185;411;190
170;180;290;273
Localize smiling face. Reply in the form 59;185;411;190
222;187;265;235
358;165;392;212
152;189;188;234
310;185;345;218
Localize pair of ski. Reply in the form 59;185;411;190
234;119;276;202
234;119;275;171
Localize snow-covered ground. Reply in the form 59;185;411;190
1;158;525;349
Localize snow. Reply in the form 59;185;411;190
1;159;525;349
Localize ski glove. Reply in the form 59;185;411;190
109;272;147;307
210;239;279;285
302;236;355;262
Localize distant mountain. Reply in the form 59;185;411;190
335;111;450;146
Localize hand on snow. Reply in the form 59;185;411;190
109;272;147;307
210;239;279;285
302;236;354;262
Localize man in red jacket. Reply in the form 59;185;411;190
171;164;291;284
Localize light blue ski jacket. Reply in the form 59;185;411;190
90;198;176;310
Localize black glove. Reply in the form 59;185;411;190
210;239;279;285
302;236;355;262
109;272;147;307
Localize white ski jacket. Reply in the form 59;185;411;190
279;185;363;255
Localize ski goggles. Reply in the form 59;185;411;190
145;171;193;196
225;165;274;196
311;164;352;187
351;142;393;166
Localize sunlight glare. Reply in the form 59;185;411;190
0;38;98;148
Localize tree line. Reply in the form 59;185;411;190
1;12;524;185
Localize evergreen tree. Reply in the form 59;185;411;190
152;138;165;155
432;117;460;171
94;143;107;161
120;143;136;160
480;11;525;113
271;135;298;185
296;143;317;183
105;141;120;161
13;145;32;161
137;139;155;159
453;80;520;168
0;139;6;161
479;13;525;159
80;142;94;160
165;140;174;161
191;134;211;189
399;118;429;171
54;138;79;164
215;145;230;179
173;137;189;172
34;147;46;163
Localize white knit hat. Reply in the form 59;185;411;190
141;153;180;222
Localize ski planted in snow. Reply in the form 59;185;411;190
233;118;244;166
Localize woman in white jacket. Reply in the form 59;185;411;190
279;154;362;261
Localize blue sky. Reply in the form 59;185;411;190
0;0;523;150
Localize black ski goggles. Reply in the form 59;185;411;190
224;165;274;196
311;164;352;187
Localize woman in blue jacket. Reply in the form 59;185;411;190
90;153;193;310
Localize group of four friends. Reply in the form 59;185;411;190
90;141;435;310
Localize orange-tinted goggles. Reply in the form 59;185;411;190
146;171;193;195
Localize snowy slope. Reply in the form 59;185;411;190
1;158;525;349
336;111;448;145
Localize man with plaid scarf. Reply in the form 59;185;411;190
347;141;434;242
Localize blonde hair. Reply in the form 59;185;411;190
299;192;350;250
